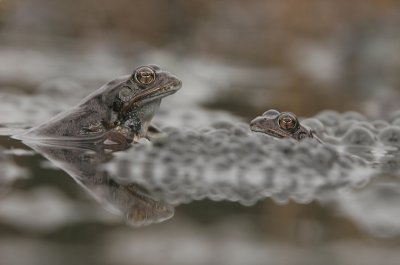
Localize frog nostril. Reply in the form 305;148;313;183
298;132;307;140
250;118;258;126
250;117;265;129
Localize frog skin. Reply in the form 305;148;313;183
19;65;181;146
250;109;323;142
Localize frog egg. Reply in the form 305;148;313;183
314;110;340;127
336;120;377;138
205;128;230;142
352;121;378;135
232;125;249;137
333;120;357;137
372;120;389;130
341;111;367;122
341;126;376;146
378;126;400;147
302;118;325;136
198;127;214;133
323;136;341;145
235;122;251;132
312;147;339;172
211;121;234;130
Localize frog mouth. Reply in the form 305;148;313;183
121;79;181;114
250;125;287;139
250;117;289;139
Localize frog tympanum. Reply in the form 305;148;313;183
19;65;181;147
250;109;322;142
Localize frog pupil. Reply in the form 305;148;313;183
139;72;152;83
278;114;297;130
134;67;155;85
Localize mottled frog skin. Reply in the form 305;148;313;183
250;109;322;142
20;65;181;145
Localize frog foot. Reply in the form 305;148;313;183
146;124;168;142
102;131;131;151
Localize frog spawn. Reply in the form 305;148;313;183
303;110;400;172
104;122;375;206
102;110;400;207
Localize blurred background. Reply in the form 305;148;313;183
1;1;400;265
1;0;400;119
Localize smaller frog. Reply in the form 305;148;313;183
250;109;322;142
19;65;181;147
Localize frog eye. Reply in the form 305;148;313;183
278;113;298;131
118;86;133;102
134;66;156;85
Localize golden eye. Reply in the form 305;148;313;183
278;113;298;131
134;66;156;85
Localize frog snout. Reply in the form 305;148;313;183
169;75;182;89
250;116;266;131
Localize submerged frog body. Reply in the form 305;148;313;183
250;109;322;142
19;65;181;145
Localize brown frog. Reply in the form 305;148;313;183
250;109;323;142
19;65;181;147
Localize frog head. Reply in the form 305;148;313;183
100;65;182;138
250;109;318;141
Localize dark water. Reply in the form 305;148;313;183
2;111;400;265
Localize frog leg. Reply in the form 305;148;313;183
148;124;161;134
146;124;167;141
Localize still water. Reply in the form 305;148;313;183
1;43;400;265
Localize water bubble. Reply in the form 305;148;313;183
379;126;400;147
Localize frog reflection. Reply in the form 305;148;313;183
23;140;174;226
18;65;182;147
250;109;323;143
